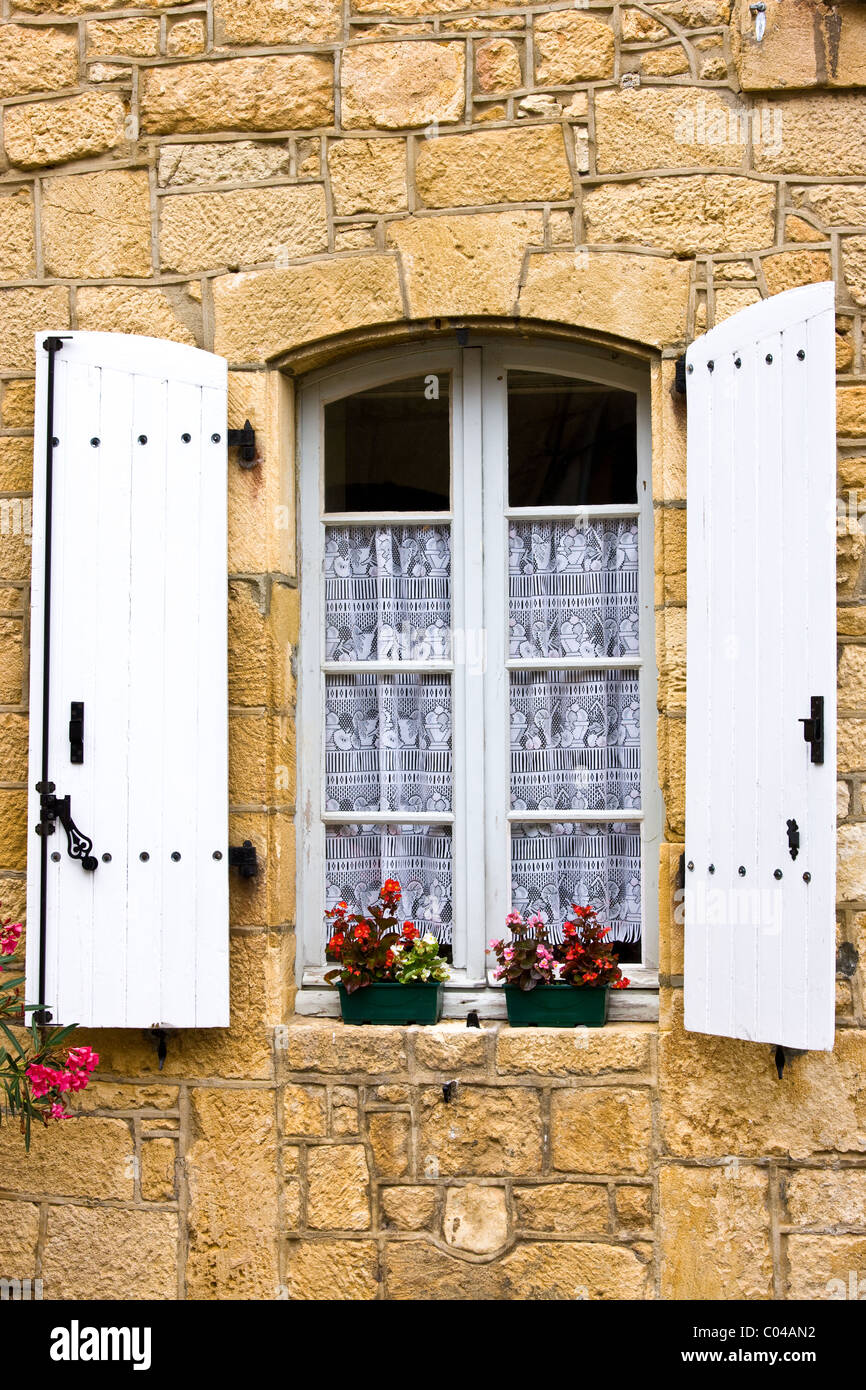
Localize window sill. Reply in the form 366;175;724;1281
297;966;660;1022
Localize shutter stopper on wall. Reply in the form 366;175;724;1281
750;1;766;41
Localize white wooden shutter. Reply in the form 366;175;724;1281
26;332;229;1028
684;283;837;1052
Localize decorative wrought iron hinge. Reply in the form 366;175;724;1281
228;839;258;878
35;781;98;871
227;419;257;467
799;696;824;765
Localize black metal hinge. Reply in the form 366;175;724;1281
674;355;688;396
227;419;257;467
35;782;98;871
228;840;258;878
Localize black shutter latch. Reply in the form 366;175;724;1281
799;696;824;764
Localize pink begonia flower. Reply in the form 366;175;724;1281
504;912;523;927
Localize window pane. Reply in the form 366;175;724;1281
325;824;453;944
507;370;636;507
325;673;452;813
509;520;639;659
510;821;641;957
510;670;640;812
325;374;450;512
325;525;451;661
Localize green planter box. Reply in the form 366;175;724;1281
338;981;444;1025
504;983;609;1028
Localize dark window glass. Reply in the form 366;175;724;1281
507;371;637;507
324;374;450;513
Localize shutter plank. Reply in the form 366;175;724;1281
26;333;229;1029
126;371;169;1029
684;284;836;1051
194;384;230;1024
159;379;204;1027
90;367;135;1027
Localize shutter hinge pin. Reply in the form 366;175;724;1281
227;419;257;467
228;839;259;878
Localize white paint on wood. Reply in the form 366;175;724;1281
26;332;229;1028
684;283;837;1051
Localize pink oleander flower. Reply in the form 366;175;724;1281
49;1102;72;1120
66;1046;99;1074
0;921;22;956
26;1063;64;1099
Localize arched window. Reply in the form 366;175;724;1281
297;338;661;1012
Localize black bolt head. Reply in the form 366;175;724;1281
140;851;149;862
213;850;223;860
797;349;805;361
738;866;746;876
138;435;147;445
102;852;112;863
774;868;783;880
90;437;100;447
211;433;221;444
765;353;773;364
181;433;191;443
171;851;181;862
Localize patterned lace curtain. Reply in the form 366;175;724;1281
323;525;453;944
509;519;639;658
510;822;642;944
510;669;640;813
509;519;642;948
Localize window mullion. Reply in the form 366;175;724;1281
480;348;511;956
449;347;486;975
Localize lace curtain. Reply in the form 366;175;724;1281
325;672;452;814
511;822;642;944
325;525;451;662
323;524;454;944
325;825;452;942
509;520;639;659
320;517;641;951
510;669;640;812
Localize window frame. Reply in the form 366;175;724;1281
296;338;661;1012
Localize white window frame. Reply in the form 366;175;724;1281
296;338;661;1017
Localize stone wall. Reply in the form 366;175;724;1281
1;0;866;1300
